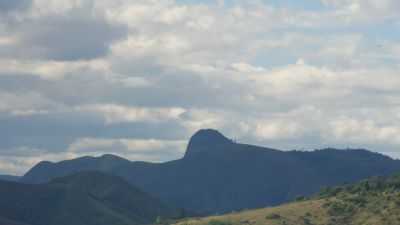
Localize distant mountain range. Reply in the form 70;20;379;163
0;171;178;225
16;129;400;214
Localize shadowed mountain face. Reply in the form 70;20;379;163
0;171;178;225
0;217;31;225
184;129;233;158
21;129;400;214
0;175;20;182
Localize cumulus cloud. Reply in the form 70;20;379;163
0;146;77;175
19;16;126;61
329;118;400;145
76;104;186;124
0;0;399;174
0;91;57;115
321;0;400;22
0;0;127;61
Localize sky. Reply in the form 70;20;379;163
0;0;400;175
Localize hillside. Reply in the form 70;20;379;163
0;175;20;182
175;174;400;225
21;129;400;214
0;217;31;225
0;171;178;225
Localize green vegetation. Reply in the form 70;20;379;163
0;172;179;225
175;174;400;225
265;213;281;220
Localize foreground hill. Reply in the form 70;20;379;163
21;129;400;214
0;172;178;225
176;174;400;225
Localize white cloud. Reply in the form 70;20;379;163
180;109;227;134
0;91;59;115
0;59;111;80
255;121;304;140
75;104;186;124
245;60;400;100
0;0;399;174
329;118;400;145
321;0;400;22
230;62;266;73
0;147;79;175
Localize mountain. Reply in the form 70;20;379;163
22;154;132;184
0;171;178;225
175;174;400;225
0;175;20;182
21;129;400;214
0;217;31;225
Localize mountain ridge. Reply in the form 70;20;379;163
20;129;400;214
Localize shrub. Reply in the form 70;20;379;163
265;213;281;220
295;196;307;201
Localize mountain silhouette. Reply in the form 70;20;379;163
0;171;178;225
21;129;400;214
184;129;233;158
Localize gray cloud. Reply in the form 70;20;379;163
19;16;127;61
0;0;31;12
0;0;399;174
1;2;127;61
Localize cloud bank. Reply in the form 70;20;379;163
0;0;399;174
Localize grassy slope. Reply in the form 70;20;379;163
176;200;329;225
175;175;400;225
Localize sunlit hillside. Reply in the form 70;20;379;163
175;175;400;225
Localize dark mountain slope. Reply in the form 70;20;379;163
22;154;131;184
0;172;178;225
0;217;31;225
21;129;400;214
0;175;20;182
